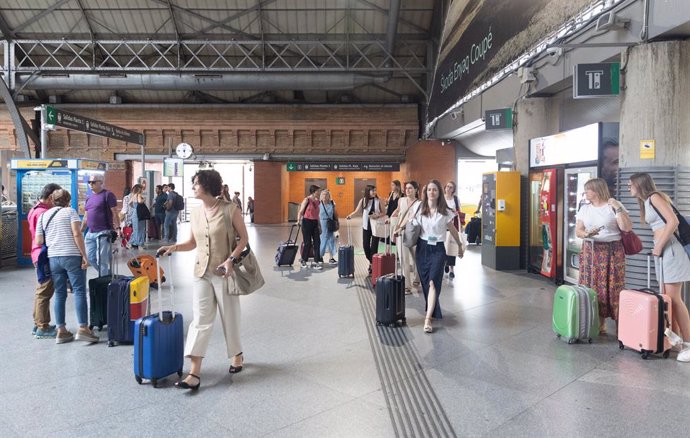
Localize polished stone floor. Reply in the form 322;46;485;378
1;219;689;437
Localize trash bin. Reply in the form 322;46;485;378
288;202;299;222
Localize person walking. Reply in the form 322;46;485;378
28;183;62;339
443;181;462;279
575;178;632;334
154;184;168;240
346;185;383;276
81;174;120;277
128;184;147;249
163;183;180;243
319;190;338;265
35;189;98;344
246;196;255;223
159;169;249;390
629;172;690;362
297;185;324;269
391;181;421;293
396;180;463;333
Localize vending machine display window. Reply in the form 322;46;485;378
563;167;596;284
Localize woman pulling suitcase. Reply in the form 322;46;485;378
159;169;250;390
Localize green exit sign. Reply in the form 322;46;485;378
336;177;345;185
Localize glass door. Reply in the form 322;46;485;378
563;166;597;284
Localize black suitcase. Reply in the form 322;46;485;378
375;232;405;326
466;217;481;244
276;224;300;266
107;277;135;346
338;220;355;278
88;244;118;331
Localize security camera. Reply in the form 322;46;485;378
450;112;457;120
546;47;563;58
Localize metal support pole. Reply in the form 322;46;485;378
40;107;48;158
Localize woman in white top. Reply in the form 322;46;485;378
629;172;690;362
35;189;98;344
443;181;462;279
575;178;632;335
391;181;421;293
347;185;383;275
398;180;463;333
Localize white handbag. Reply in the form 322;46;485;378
371;218;387;238
445;229;467;257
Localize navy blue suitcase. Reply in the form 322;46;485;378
276;224;300;266
338;221;355;278
133;254;184;388
375;273;406;326
107;277;135;346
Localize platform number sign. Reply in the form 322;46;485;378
574;63;620;98
485;108;512;130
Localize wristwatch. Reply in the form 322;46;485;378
229;256;238;264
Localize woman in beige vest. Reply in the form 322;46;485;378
159;169;249;391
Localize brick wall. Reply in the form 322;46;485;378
253;161;284;224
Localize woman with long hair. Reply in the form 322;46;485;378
443;181;462;279
575;178;632;334
128;184;147;249
298;184;324;269
159;169;250;390
629;172;690;362
397;180;463;333
391;181;421;293
319;190;338;265
347;184;383;275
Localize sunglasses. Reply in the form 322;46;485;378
88;180;101;184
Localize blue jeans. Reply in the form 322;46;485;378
130;204;146;246
50;256;87;327
85;231;112;277
415;239;447;319
163;211;178;242
319;219;336;258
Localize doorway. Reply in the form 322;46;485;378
354;178;377;209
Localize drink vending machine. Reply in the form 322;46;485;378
11;158;107;266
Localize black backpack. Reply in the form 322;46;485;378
173;192;184;211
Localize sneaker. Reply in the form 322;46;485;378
56;330;74;344
300;260;308;268
677;348;690;362
449;271;455;279
32;325;37;336
329;258;337;265
35;326;58;339
312;262;323;271
76;329;99;344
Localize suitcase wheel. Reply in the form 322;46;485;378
376;321;382;326
152;378;158;388
567;339;575;345
588;338;593;344
618;341;624;350
107;341;115;347
556;334;561;339
663;350;670;359
135;375;143;385
641;350;650;360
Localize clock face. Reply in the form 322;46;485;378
176;142;193;159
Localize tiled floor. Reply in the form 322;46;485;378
2;220;690;437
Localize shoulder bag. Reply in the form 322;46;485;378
403;201;422;248
323;201;339;232
36;208;62;284
223;203;265;295
649;197;690;259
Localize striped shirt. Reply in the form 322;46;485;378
35;207;82;257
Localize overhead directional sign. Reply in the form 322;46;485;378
286;162;400;172
45;106;144;144
573;62;620;99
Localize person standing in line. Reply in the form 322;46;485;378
128;184;147;249
346;185;383;276
221;184;232;202
629;172;690;362
232;191;243;212
159;169;249;390
154;184;168;240
163;183;179;243
319;190;338;265
397;180;463;333
391;181;421;293
28;183;62;339
298;185;324;270
81;174;120;277
575;178;632;334
443;181;462;279
246;196;255;223
35;189;98;344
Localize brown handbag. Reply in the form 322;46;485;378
620;230;643;255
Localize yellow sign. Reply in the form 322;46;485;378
13;159;60;168
80;160;107;170
640;140;655;159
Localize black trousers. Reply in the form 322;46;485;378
362;225;380;264
301;218;322;263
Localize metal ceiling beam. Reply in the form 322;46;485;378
165;0;181;42
191;0;278;38
355;0;428;35
0;77;31;157
0;12;17;41
385;0;401;69
13;0;72;34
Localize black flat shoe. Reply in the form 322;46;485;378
229;352;244;374
174;373;200;390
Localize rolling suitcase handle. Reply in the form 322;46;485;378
287;223;301;244
155;252;176;322
581;238;595;287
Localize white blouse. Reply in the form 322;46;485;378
413;205;454;244
575;203;621;242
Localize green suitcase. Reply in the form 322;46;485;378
552;284;599;344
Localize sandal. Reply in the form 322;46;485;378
423;318;433;333
229;352;244;374
174;373;200;391
404;287;412;295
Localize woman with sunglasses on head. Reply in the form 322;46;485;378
391;181;421;293
629;172;690;362
159;169;250;390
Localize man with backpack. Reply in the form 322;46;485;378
163;183;183;243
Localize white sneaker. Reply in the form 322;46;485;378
312;262;323;271
677;348;690;362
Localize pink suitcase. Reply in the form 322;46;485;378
371;222;395;287
618;254;673;359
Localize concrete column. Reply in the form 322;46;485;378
512;98;559;176
253;161;285;224
620;40;690;167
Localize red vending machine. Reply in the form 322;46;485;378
528;168;560;279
